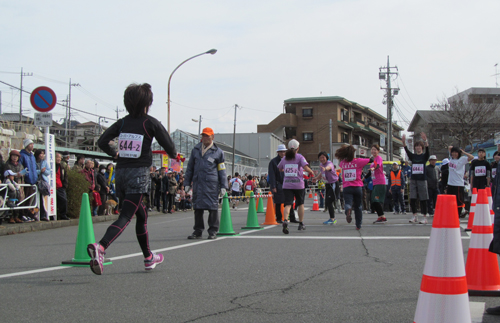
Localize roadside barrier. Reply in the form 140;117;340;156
466;189;500;296
414;194;471;323
61;193;112;267
465;188;477;232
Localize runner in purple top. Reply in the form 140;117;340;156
336;144;371;229
314;151;339;225
370;144;388;224
278;139;314;234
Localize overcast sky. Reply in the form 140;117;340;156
1;0;499;137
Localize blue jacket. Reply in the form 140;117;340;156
36;159;52;183
20;149;37;184
184;142;228;210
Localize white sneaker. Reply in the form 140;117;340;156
409;215;418;223
419;217;428;225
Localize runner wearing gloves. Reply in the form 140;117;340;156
87;83;177;275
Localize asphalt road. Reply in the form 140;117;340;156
0;201;499;323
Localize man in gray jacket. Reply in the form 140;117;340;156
184;127;228;240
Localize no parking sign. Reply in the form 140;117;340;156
30;86;57;112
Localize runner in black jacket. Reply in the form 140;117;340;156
87;83;177;275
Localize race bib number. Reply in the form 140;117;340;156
284;164;299;177
246;185;252;190
412;164;424;175
118;133;144;158
344;169;356;182
493;168;497;178
475;166;486;177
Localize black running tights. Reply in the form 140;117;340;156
99;193;151;258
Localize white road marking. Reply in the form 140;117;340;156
230;235;471;240
470;301;485;323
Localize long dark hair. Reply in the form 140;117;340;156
285;148;296;160
335;145;356;162
124;83;153;118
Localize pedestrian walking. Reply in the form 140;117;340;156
87;83;177;275
388;162;406;214
335;144;371;230
425;155;440;216
184;127;228;240
470;148;491;191
278;139;314;234
268;144;287;223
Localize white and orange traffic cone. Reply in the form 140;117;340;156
312;193;320;211
465;188;477;232
466;189;500;296
308;189;313;199
414;194;471;323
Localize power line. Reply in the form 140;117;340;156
170;100;231;111
397;73;419;111
0;79;116;121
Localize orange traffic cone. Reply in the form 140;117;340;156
414;194;471;322
486;187;495;227
262;193;278;225
312;193;320;211
465;188;477;232
255;197;259;211
466;189;500;296
308;189;312;199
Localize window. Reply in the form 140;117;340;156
341;110;349;122
303;132;313;141
341;133;349;143
302;108;313;117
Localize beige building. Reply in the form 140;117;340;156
257;96;404;165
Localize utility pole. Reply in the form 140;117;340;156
19;68;33;122
379;56;399;161
198;115;202;141
115;106;124;120
67;79;80;148
329;119;333;162
231;104;238;176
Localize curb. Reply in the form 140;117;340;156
0;212;165;236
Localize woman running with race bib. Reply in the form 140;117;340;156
335;144;372;230
88;83;177;275
278;139;314;234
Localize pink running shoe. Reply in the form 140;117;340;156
87;243;105;275
144;253;164;271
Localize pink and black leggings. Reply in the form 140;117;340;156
99;193;151;258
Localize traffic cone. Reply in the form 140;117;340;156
255;197;259;211
486;187;495;227
257;195;265;213
242;192;263;230
414;194;471;323
61;193;112;267
263;193;278;225
218;192;238;236
465;188;477;232
308;189;313;198
312;193;320;211
466;189;500;296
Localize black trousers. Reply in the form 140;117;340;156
56;187;67;218
427;187;439;215
193;209;219;236
154;190;162;210
325;183;336;219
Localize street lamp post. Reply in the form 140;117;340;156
167;49;217;133
191;115;202;141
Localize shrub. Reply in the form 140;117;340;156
66;169;93;218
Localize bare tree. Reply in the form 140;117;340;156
429;89;500;151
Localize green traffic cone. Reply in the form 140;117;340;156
61;193;112;267
257;195;265;213
242;192;263;230
217;192;238;236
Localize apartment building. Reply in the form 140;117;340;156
257;96;404;165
